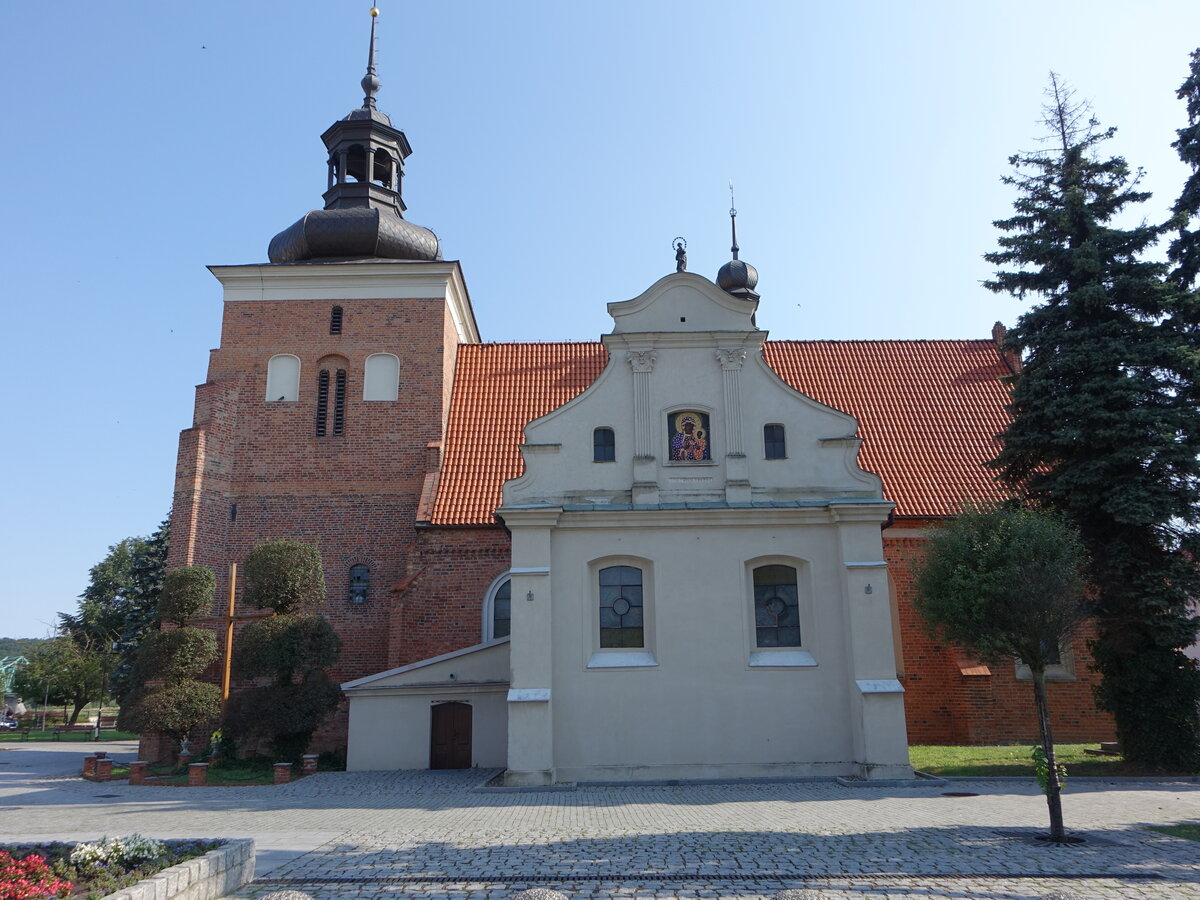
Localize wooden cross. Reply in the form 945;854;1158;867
188;564;273;713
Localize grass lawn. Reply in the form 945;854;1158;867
0;729;138;743
909;743;1196;778
135;755;344;785
1151;824;1200;842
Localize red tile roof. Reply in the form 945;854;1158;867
427;339;1011;525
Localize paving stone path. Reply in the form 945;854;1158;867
2;742;1198;899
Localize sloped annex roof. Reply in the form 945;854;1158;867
427;339;1012;525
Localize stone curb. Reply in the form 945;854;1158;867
98;839;255;900
938;775;1200;784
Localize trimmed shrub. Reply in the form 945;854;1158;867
234;614;340;683
159;566;216;625
241;541;325;614
225;676;342;762
127;680;221;741
142;627;218;682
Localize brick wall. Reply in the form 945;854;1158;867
165;292;486;755
886;521;1116;745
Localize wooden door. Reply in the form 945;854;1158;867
429;701;472;769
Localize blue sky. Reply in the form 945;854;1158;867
2;1;1198;638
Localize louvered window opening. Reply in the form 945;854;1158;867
315;370;331;437
330;305;343;334
333;369;347;435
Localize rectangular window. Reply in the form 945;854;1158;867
764;424;786;459
593;427;615;462
599;565;644;648
753;564;801;647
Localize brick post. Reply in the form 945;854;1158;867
188;763;209;786
301;754;319;776
82;755;97;778
94;758;113;782
178;753;193;769
129;761;148;785
273;762;292;784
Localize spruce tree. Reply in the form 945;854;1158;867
986;74;1200;770
1169;48;1200;290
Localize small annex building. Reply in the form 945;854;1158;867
152;12;1118;772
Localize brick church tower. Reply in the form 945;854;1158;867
167;10;479;740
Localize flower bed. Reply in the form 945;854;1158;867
0;838;252;900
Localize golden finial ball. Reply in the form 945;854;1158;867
370;7;380;16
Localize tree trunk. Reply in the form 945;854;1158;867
69;698;88;726
1032;668;1067;841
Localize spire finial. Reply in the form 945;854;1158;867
362;7;381;109
728;179;740;261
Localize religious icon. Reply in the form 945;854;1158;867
668;410;711;461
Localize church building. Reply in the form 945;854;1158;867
161;12;1115;776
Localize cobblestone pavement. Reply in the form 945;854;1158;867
3;742;1199;899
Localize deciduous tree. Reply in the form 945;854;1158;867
914;505;1089;841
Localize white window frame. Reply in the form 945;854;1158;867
745;555;817;668
265;354;301;402
587;556;656;669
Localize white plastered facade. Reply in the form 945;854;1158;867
498;273;912;784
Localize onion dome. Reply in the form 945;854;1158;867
715;187;759;301
268;8;441;264
717;258;759;301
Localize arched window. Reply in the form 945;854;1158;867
599;565;644;648
764;424;786;459
593;427;615;462
372;148;394;188
482;574;512;641
349;565;369;604
265;354;300;402
346;144;368;182
492;579;511;638
330;306;343;335
753;565;800;647
363;353;400;401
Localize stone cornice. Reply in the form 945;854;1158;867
209;259;480;343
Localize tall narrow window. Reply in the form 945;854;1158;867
599;565;644;648
753;565;800;647
315;370;330;436
349;565;369;604
333;369;347;435
363;353;400;401
492;579;511;638
593;427;615;462
330;306;343;334
764;424;786;459
265;354;300;402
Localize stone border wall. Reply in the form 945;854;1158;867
99;839;254;900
